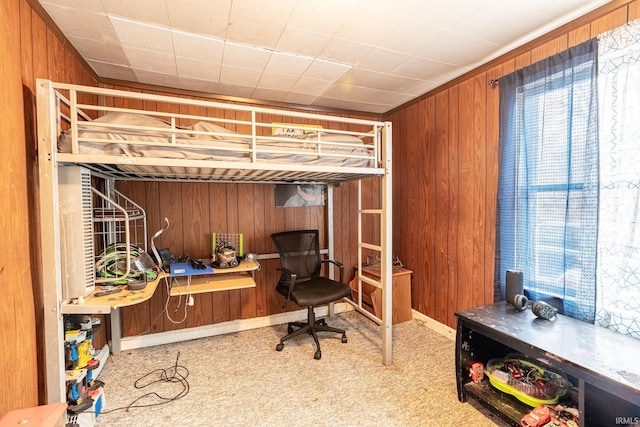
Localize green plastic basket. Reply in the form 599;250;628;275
485;354;572;407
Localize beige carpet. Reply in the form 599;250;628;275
94;311;506;426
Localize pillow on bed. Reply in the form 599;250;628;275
91;112;172;128
57;112;176;156
187;121;249;143
305;133;364;143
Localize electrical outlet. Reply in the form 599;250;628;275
187;296;194;306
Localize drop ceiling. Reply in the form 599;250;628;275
39;0;611;114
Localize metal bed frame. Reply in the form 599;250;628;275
36;78;393;403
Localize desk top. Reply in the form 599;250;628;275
456;301;640;405
61;259;260;314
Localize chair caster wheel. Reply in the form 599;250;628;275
287;325;294;334
276;343;284;351
341;334;347;344
314;350;321;360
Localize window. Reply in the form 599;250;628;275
497;39;598;322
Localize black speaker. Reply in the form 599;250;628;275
506;269;523;307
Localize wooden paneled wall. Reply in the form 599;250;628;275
2;0;97;412
4;0;637;415
385;0;640;329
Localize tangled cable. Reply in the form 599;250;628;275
98;352;190;414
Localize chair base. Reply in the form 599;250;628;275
275;306;347;360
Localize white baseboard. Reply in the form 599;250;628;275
119;302;353;352
93;344;110;379
411;310;456;341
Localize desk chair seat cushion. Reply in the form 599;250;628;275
277;277;351;308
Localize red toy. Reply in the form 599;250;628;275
469;362;484;383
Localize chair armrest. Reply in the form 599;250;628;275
322;259;344;282
277;267;297;303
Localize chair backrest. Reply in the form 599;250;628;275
271;229;321;282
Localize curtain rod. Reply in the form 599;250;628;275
489;79;499;87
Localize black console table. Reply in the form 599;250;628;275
455;301;640;426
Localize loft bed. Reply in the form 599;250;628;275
36;79;393;403
44;81;385;184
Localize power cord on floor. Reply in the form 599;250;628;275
93;351;190;415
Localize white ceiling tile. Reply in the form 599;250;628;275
275;26;331;58
39;0;612;113
86;60;137;81
377;19;445;55
416;31;499;66
288;0;359;36
356;49;411;74
133;69;180;88
67;36;129;65
231;0;297;26
364;0;425;17
303;59;351;81
518;0;611;19
432;66;473;85
374;91;418;106
264;51;313;76
166;0;230;38
110;17;174;53
283;92;320;105
124;47;177;75
39;4;119;44
222;42;272;71
335;3;404;46
402;80;440;96
102;0;170;26
176;57;221;81
411;0;487;29
257;72;300;91
177;77;220;93
322;83;390;104
226;13;285;49
219;65;262;87
312;95;389;114
452;3;547;46
41;0;105;13
319;38;374;65
291;77;334;96
338;69;422;93
251;88;288;103
171;31;224;62
216;83;255;99
392;56;460;81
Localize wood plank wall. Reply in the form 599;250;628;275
3;0;636;415
385;0;640;329
98;85;381;337
2;0;97;412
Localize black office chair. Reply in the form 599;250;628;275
271;229;351;360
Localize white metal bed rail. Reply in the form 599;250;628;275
50;81;384;166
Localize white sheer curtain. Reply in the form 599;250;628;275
596;19;640;338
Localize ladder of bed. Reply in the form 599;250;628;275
342;121;393;365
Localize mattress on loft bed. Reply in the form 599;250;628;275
57;112;375;169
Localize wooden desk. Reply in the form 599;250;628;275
61;259;260;354
168;259;259;296
349;266;413;324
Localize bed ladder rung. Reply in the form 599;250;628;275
360;242;381;252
